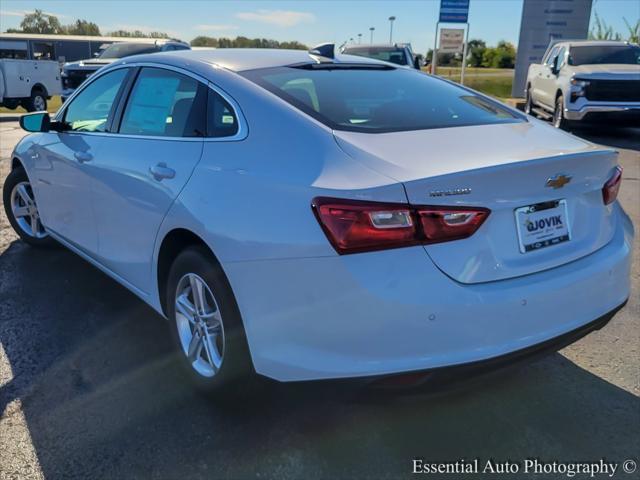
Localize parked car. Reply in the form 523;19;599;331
61;39;190;101
4;49;632;392
525;40;640;128
0;41;61;111
341;43;421;69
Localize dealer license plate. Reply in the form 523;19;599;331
515;200;571;253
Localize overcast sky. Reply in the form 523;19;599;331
1;0;637;53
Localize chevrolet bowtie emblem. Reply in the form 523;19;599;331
545;174;572;189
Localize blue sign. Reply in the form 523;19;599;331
439;0;470;23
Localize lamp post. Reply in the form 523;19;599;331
369;27;375;43
357;33;362;44
388;16;396;43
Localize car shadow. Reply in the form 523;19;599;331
569;126;640;152
1;240;639;479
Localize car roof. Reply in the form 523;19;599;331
553;40;634;48
121;48;390;72
343;44;409;49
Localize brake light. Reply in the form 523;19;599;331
417;207;490;243
602;166;623;205
312;197;490;254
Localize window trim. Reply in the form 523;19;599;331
55;62;248;142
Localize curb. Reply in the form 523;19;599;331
0;114;21;123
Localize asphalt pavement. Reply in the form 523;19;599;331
0;121;638;480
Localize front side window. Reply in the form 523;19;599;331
120;68;206;137
242;66;522;133
544;46;560;66
64;68;128;132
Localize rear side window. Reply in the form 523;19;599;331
119;68;206;137
207;89;239;137
242;66;522;133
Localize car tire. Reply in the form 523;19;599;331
524;86;533;115
1;98;20;110
553;94;570;130
166;245;254;394
22;89;47;112
3;167;56;247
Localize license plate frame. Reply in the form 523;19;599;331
514;199;571;254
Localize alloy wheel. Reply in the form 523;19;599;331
10;181;48;239
174;273;225;378
33;95;46;111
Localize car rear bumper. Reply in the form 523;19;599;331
226;203;633;382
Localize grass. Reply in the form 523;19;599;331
0;96;62;114
422;67;514;100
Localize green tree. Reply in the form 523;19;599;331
467;39;486;67
65;19;101;36
16;9;63;34
108;30;169;39
481;41;516;68
189;36;307;50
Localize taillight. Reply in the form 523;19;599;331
417;207;490;243
312;197;490;254
312;198;418;254
602;166;623;205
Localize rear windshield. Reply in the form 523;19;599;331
99;43;159;59
343;46;409;66
241;66;523;133
569;45;640;66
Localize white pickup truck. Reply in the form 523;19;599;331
524;40;640;129
0;59;61;112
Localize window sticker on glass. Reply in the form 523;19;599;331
124;76;180;134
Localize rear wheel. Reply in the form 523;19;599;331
166;246;253;393
3;167;55;247
22;89;47;112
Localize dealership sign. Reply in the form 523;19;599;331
439;0;470;23
439;28;465;53
511;0;593;97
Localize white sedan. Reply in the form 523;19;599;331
3;48;632;392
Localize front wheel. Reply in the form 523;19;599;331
553;94;570;129
524;87;533;115
3;167;55;247
167;246;253;393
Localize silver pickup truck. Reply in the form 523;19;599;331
525;40;640;128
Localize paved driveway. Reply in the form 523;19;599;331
1;122;638;479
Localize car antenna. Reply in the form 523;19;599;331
308;43;335;62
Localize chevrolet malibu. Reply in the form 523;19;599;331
3;49;632;392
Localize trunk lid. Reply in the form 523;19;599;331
334;121;619;284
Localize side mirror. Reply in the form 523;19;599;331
414;56;422;69
551;55;560;75
20;112;50;132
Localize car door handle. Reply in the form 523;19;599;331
74;151;93;163
149;163;176;181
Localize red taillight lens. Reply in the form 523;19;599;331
313;198;417;254
417;207;490;244
312;197;490;254
602;166;623;205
